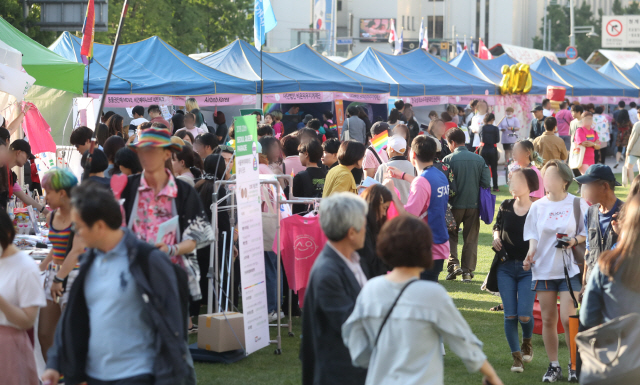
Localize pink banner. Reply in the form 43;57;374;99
93;94;256;107
448;95;496;105
399;95;448;106
575;96;640;105
333;92;389;103
262;92;333;104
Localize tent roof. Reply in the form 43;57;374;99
49;32;256;95
199;40;379;94
482;54;518;73
599;61;640;90
448;51;502;84
342;47;496;96
0;17;84;94
587;49;640;69
266;44;390;95
489;43;559;64
531;57;597;96
564;58;637;97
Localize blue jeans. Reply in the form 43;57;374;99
421;259;445;282
497;260;536;353
264;251;282;313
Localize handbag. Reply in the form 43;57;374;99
569;142;586;170
374;280;417;347
576;313;640;385
479;187;496;225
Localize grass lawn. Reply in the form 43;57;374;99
193;176;631;385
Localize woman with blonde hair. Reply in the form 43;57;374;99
185;97;206;129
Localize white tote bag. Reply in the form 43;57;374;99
569;142;586;170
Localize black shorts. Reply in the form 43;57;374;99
502;143;513;151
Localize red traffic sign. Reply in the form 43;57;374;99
565;46;578;60
606;19;623;37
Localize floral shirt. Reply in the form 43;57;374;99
132;170;178;245
593;114;610;147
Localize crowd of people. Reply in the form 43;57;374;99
1;95;640;385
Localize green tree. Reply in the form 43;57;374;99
1;0;56;47
533;2;601;60
613;0;625;15
93;0;253;54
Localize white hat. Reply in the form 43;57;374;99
388;135;406;154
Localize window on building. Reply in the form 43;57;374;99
337;0;342;11
402;15;405;29
412;16;415;31
428;16;443;39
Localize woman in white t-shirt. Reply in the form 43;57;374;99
522;160;588;383
0;210;47;385
470;100;488;151
176;112;207;139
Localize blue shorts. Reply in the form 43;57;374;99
532;274;582;293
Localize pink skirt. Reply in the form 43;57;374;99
0;325;39;385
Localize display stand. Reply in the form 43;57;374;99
208;175;321;354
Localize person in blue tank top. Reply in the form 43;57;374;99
384;135;450;282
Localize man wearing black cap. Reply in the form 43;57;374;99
2;139;49;213
576;164;623;294
529;106;546;140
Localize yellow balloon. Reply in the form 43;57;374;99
516;64;530;93
508;64;521;94
523;72;532;94
499;65;511;95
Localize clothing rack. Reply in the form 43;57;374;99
209;175;321;354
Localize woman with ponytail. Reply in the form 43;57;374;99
510;140;545;200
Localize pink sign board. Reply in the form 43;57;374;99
399;95;448;106
262;92;333;104
94;94;256;107
333;92;389;103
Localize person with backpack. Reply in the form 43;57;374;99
41;184;194;385
363;122;390;178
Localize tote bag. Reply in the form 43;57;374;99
569;142;586;170
479;187;496;225
576;313;640;385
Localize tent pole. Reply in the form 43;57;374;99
260;44;263;114
84;0;129;180
86;61;90;98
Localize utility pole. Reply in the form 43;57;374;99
569;0;575;47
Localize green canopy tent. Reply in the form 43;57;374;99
0;17;84;94
0;17;85;145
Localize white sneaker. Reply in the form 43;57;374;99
268;311;285;322
542;363;562;382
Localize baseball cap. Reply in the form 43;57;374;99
531;106;544;112
388;135;407;154
9;139;34;159
574;164;621;186
302;114;314;124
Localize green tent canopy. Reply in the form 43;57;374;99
0;17;84;94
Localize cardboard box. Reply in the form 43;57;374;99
197;312;245;352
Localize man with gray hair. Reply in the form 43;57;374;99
301;193;369;385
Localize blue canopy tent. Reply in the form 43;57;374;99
342;48;497;96
341;47;429;97
450;51;565;95
599;61;640;90
264;44;390;95
198;40;389;95
565;58;637;97
49;32;256;96
531;57;634;97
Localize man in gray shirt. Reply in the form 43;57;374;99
341;105;367;144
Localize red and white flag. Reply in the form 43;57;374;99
463;36;468;52
478;38;493;59
388;19;397;44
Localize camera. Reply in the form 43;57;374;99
492;247;508;263
555;233;572;249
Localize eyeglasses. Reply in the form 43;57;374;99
218;145;234;154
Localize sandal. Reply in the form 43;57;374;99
490;303;504;312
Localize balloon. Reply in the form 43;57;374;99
499;65;511;95
507;64;519;94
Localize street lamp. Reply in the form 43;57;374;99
575;26;598;38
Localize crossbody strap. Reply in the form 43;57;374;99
573;197;582;237
374;279;417;347
367;146;383;165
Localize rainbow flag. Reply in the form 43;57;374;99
371;131;389;152
80;0;95;64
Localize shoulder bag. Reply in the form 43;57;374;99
343;118;351;141
569;138;586;169
576;313;640;385
374;280;417;347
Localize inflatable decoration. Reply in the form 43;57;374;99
499;64;532;95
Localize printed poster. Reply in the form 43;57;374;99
233;115;270;355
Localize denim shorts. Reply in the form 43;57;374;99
532;274;582;293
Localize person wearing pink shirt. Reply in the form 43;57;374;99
574;112;600;174
555;102;574;151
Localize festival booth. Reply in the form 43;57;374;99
49;32;258;132
198;40;390;133
0;17;84;146
342;47;497;123
599;61;640;95
564;58;639;101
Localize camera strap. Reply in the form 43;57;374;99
562;249;579;308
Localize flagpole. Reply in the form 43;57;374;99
84;0;129;180
86;61;90;98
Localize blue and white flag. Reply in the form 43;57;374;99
254;0;277;50
418;19;424;49
471;42;476;56
456;39;463;54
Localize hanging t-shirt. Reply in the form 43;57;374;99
273;215;327;307
523;194;588;281
470;113;486;147
0;251;47;328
